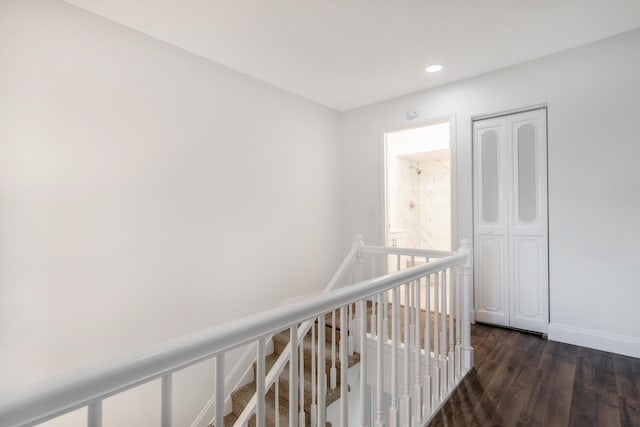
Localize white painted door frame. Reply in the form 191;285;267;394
379;114;458;251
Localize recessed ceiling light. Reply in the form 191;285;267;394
425;64;443;73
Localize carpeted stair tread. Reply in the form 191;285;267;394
273;330;346;372
218;306;367;427
234;384;290;427
322;305;358;330
213;300;439;426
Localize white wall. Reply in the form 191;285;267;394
341;28;640;357
0;0;341;425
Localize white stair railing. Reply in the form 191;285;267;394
230;236;364;427
0;236;473;427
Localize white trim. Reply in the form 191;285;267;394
471;103;548;121
449;114;459;250
548;323;640;358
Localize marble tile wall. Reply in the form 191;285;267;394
390;157;420;248
418;157;451;250
389;154;450;251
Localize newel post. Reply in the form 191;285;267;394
352;234;364;352
459;239;474;371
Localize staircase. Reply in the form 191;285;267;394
0;238;474;427
216;312;360;426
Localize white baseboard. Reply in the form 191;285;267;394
548;323;640;358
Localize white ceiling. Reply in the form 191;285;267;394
65;0;640;111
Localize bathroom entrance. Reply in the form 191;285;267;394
383;120;453;254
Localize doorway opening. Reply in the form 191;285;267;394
384;120;452;254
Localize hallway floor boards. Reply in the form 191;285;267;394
429;323;640;427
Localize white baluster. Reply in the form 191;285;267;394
410;256;416;348
370;253;377;338
402;282;411;424
348;303;354;356
433;271;441;403
441;269;446;355
87;401;102;427
360;299;368;427
353;302;360;353
455;267;462;380
413;278;422;425
389;286;400;427
340;305;349;427
275;380;280;427
257;338;266;427
309;322;317;427
384;288;390;341
424;274;432;415
441;268;449;395
449;268;455;387
215;355;224;427
460;239;474;371
370;297;377;337
388;254;400;341
311;322;317;427
161;374;172;427
375;294;384;427
290;326;299;427
299;329;305;427
318;315;327;427
331;310;337;389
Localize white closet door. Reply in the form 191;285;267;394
473;117;509;327
507;110;548;333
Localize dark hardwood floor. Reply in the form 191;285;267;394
429;323;640;427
